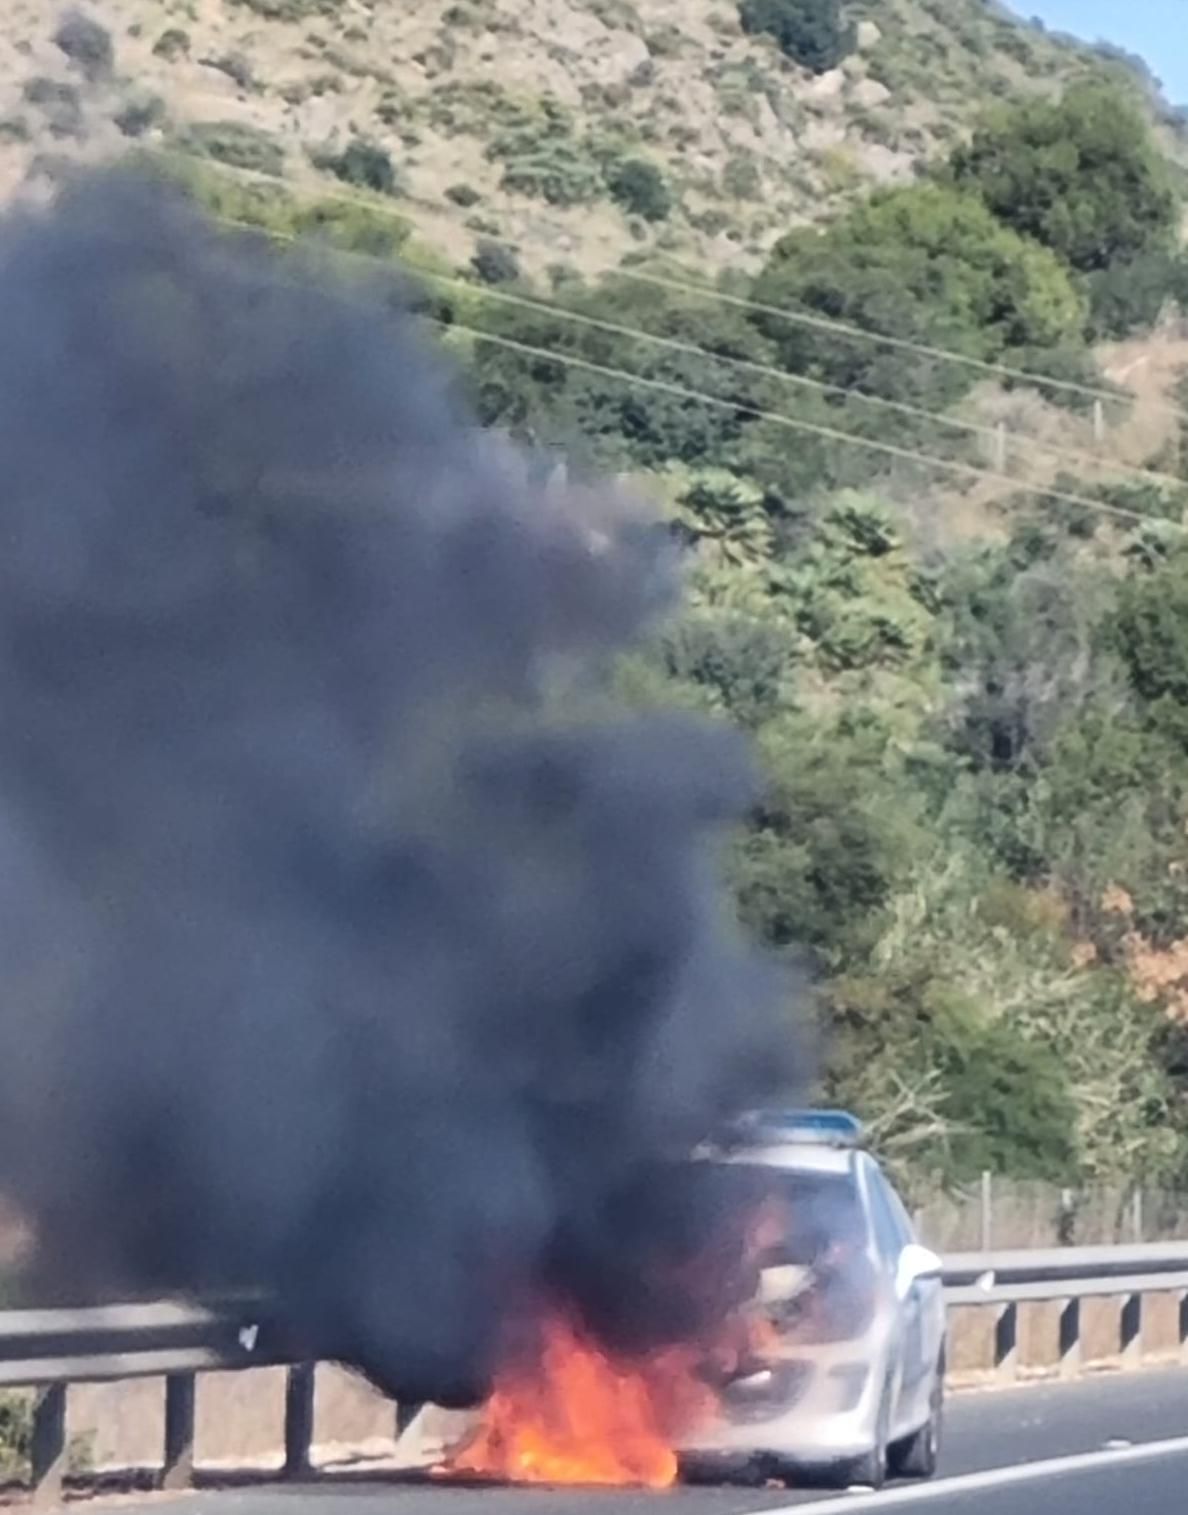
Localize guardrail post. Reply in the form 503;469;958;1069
162;1373;196;1490
994;1300;1018;1383
30;1384;67;1507
284;1363;315;1478
1058;1296;1081;1379
395;1401;423;1437
1121;1292;1142;1369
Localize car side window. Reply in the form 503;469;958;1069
884;1181;917;1249
864;1161;904;1267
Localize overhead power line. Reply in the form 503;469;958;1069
436;321;1184;532
169;152;1188;422
411;272;1188;495
204;208;1187;531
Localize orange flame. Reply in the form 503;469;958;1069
444;1314;717;1488
440;1197;787;1488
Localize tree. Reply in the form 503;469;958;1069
949;83;1180;276
463;274;784;470
751;184;1085;409
737;0;849;74
1113;544;1188;748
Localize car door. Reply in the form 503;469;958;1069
865;1164;930;1439
890;1181;946;1395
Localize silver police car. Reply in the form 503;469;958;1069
679;1110;947;1490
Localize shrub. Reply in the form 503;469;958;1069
1086;249;1188;339
606;156;672;221
177;121;285;177
446;182;482;207
737;0;849;74
54;11;114;81
113;94;166;139
291;198;411;256
230;0;342;18
0;1392;30;1480
315;138;398;195
499;142;603;206
152;29;191;61
949;83;1180;275
752;183;1086;409
22;78;83;140
471;239;520;285
722;153;762;200
202;52;256;91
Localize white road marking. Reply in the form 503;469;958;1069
755;1434;1188;1513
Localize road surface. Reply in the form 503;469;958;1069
101;1368;1188;1515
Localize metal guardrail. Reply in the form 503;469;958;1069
2;1245;1188;1503
942;1243;1188;1390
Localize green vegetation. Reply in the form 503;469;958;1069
752;183;1086;409
175;121;285;177
163;62;1188;1189
606;156;673;222
313;138;399;195
950;83;1180;277
0;1392;30;1480
737;0;849;74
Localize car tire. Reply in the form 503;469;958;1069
890;1358;944;1480
838;1382;891;1490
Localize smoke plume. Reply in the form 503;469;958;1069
0;173;796;1406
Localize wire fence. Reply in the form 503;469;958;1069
914;1175;1188;1252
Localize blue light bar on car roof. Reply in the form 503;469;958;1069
727;1108;865;1148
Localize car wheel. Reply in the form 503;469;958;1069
890;1358;944;1480
839;1383;891;1490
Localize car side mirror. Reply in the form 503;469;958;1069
895;1242;943;1298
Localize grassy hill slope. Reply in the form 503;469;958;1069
1;0;1185;278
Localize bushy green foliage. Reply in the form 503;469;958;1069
314;138;398;195
1113;545;1188;749
230;0;342;17
737;0;849;74
471;238;520;285
752;184;1086;408
54;12;114;81
0;1392;30;1479
176;121;285;177
606;157;672;221
949;83;1180;276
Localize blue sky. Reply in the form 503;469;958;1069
1008;2;1188;102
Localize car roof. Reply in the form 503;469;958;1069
709;1142;857;1178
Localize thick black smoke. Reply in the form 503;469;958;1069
0;173;797;1405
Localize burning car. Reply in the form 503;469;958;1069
437;1109;945;1493
678;1109;946;1491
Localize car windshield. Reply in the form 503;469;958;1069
713;1162;877;1346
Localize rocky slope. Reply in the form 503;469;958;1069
1;0;1185;277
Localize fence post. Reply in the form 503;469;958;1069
1093;399;1106;444
30;1385;67;1508
980;1171;993;1252
162;1373;196;1491
284;1364;315;1479
993;423;1007;473
1132;1189;1144;1243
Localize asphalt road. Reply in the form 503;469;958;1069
113;1369;1188;1515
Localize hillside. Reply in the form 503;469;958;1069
5;1;1188;1196
1;0;1185;278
